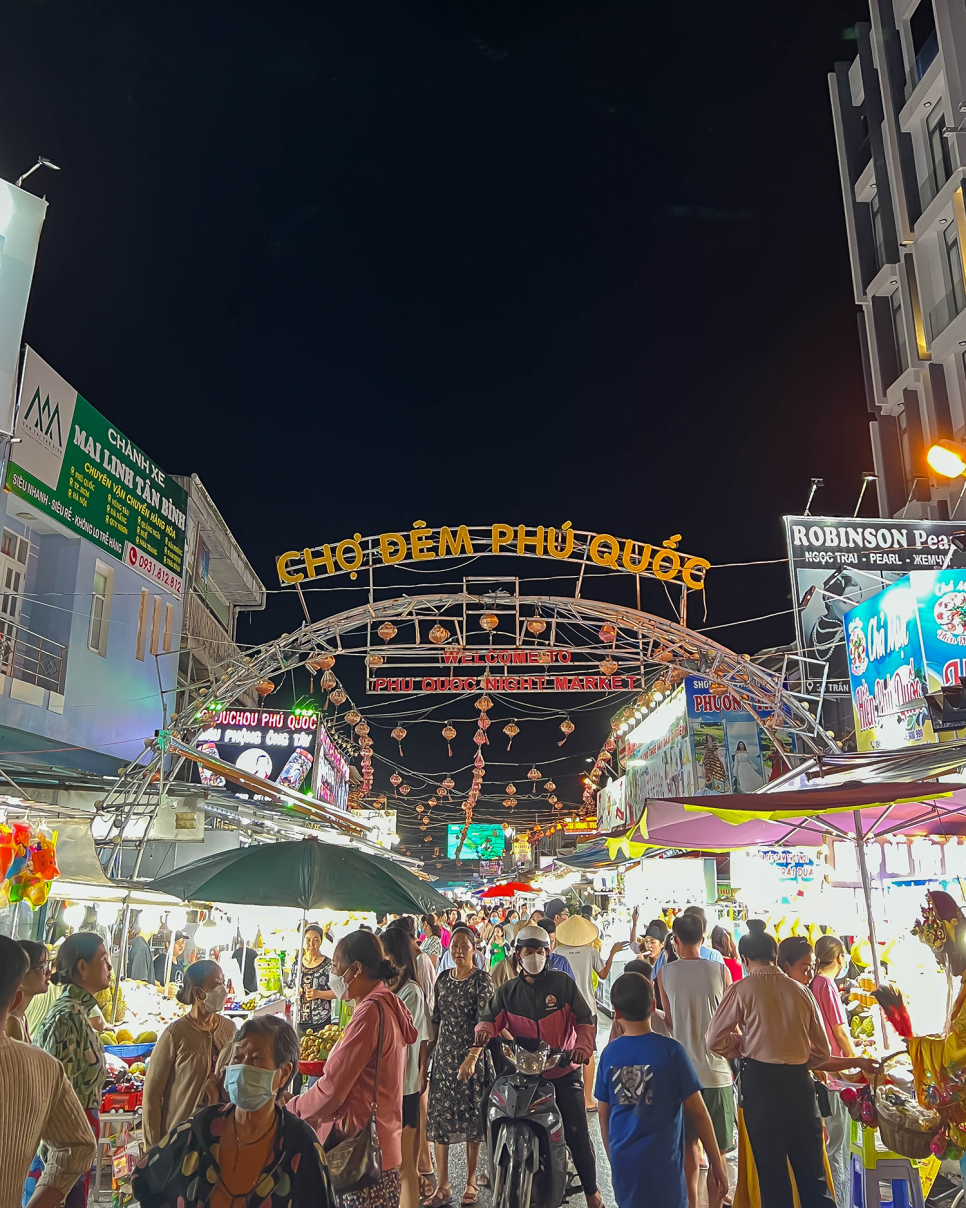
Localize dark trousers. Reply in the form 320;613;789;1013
551;1070;598;1196
741;1059;833;1208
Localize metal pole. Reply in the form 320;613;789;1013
162;921;177;987
853;812;881;984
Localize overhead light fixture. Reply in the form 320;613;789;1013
928;439;966;478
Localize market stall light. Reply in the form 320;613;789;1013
62;904;86;929
927;439;966;478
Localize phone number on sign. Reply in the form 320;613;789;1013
125;543;183;597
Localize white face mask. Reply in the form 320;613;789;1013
202;984;228;1013
329;967;356;1001
521;952;547;975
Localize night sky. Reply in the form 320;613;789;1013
2;0;873;871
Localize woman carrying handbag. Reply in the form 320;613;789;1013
289;931;417;1208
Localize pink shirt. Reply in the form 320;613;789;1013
289;983;417;1170
809;973;846;1057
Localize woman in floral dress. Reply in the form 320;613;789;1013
36;932;111;1207
426;931;493;1207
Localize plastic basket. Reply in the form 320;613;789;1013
298;1060;326;1076
103;1043;155;1067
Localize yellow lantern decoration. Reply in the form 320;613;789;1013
442;777;455;791
503;721;520;750
442;723;457;757
366;654;385;668
429;624;450;645
536;650;553;664
599;657;619;676
345;709;361;726
505;783;517;796
377;621;398;642
427;797;438;807
544;780;556;792
527;767;541;781
255;680;275;696
399;784;411;796
355;721;370;735
480;613;499;632
329;688;347;706
476;695;494;712
557;718;575;746
320;670;338;690
390;772;402;787
527;618;547;635
391;726;407;755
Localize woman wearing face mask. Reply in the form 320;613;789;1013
425;929;494;1207
289;930;418;1208
133;1015;335;1208
142;959;236;1146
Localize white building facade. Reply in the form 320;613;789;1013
831;0;966;517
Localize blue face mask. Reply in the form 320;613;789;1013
225;1063;278;1111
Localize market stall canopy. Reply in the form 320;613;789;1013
764;739;966;792
477;881;534;899
149;837;453;914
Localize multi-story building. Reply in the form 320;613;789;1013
831;0;966;517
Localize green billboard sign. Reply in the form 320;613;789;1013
5;348;187;595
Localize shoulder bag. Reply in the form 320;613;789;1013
324;999;384;1194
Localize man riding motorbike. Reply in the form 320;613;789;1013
460;925;603;1208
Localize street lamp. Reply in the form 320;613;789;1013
15;157;61;188
927;440;966;478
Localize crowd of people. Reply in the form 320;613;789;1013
0;901;883;1208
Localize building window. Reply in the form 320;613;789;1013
0;529;29;627
871;192;887;270
927;107;953;198
149;595;163;656
891;288;909;372
162;602;175;653
88;562;113;657
944;222;966;313
135;589;150;661
911;0;939;82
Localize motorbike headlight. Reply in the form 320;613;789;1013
514;1048;550;1075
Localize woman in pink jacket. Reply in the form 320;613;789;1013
289;930;418;1208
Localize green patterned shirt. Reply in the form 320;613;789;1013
35;984;105;1110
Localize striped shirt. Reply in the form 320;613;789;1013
0;1031;96;1208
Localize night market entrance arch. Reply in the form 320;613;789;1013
100;587;839;867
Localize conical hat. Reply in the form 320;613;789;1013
556;915;599;947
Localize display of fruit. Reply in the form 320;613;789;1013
241;997;258;1011
300;1025;341;1062
115;1029;135;1044
101;1031;118;1046
135;1030;157;1044
130;1062;147;1076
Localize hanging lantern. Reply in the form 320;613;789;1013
505;783;517;796
437;787;448;798
544;780;556;792
423;834;432;843
428;624;450;645
390;772;402;787
653;646;674;663
399;784;411;796
476;695;493;712
366;653;385;668
377;621;398;642
377;794;387;806
391;726;407;755
709;681;729;695
668;667;686;684
477;714;491;732
416;804;424;814
255;680;275;696
306;653;329;673
527;767;541;781
427;797;438;807
442;777;455;790
473;752;485;768
599;657;619;676
504;799;515;808
345;709;361;726
503;721;520;750
473;730;487;746
442;723;457;757
526;617;547;635
320;669;337;691
330;688;347;706
355;722;370;737
548;794;558;805
557;718;575;746
599;623;617;643
359;736;373;749
604;738;616;753
480;613;499;632
536;650;553;664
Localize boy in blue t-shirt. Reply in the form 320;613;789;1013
595;972;729;1208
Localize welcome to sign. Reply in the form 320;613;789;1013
276;522;710;592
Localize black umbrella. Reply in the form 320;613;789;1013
149;838;452;915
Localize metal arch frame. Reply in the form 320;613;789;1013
98;593;839;843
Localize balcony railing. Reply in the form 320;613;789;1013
920;167;950;211
929;286;966;339
0;623;66;693
915;29;939;83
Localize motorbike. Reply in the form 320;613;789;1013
485;1039;583;1208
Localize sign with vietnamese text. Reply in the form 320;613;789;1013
194;708;319;795
6;349;187;593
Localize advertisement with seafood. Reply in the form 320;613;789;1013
908;571;966;722
842;579;932;752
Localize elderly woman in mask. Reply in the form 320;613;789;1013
133;1014;334;1208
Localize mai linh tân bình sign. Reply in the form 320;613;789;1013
276;523;710;591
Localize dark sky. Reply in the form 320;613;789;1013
3;0;872;869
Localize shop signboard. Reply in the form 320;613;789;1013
624;686;695;824
194;708;319;794
348;808;397;848
783;515;963;697
0;182;47;434
686;677;783;793
447;823;506;861
5;348;187;594
314;723;350;807
512;835;532;865
842;578;932;752
596;776;627;833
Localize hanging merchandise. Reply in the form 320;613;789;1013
0;823;59;909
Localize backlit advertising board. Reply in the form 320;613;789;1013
6;348;187;593
624;686;695;823
194;708;319;794
0;181;46;434
447;823;505;861
686;677;783;793
314;723;350;807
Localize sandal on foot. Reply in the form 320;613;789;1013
424;1188;453;1208
419;1174;438;1200
461;1189;478;1205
